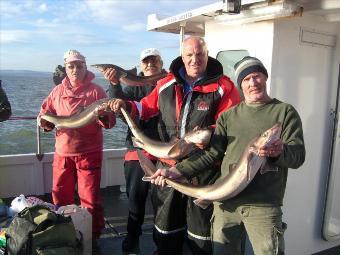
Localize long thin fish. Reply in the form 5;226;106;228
120;107;212;159
39;98;110;129
138;123;282;209
91;64;167;86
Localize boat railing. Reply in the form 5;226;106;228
7;116;44;160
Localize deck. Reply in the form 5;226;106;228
99;186;156;255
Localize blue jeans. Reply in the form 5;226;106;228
212;203;286;255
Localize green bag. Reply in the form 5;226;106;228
5;205;82;255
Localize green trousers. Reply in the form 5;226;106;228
211;203;286;255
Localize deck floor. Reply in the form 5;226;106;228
99;186;156;255
2;187;340;254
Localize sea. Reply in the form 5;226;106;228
0;70;127;156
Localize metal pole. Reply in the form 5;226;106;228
179;22;186;54
36;124;44;161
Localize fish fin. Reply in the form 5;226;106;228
136;150;157;176
127;67;137;75
167;139;194;159
193;199;211;209
132;137;144;148
167;139;186;158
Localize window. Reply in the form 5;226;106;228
216;50;249;98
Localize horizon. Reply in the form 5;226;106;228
1;0;218;72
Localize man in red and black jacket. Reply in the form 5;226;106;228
108;37;240;255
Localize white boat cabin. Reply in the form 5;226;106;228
146;0;340;254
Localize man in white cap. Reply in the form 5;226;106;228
38;49;115;254
103;48;165;254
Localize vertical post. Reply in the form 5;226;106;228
179;22;186;54
36;124;44;161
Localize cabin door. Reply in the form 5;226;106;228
323;64;340;241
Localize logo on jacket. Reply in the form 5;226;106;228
197;101;209;111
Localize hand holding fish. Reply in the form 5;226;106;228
38;116;55;132
107;98;126;113
150;167;183;187
103;68;119;85
257;139;283;158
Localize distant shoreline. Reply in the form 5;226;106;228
0;69;104;77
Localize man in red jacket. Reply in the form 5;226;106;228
38;50;115;254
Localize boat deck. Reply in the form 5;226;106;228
99;186;156;255
2;186;340;255
0;185;156;255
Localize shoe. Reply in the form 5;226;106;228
122;234;140;253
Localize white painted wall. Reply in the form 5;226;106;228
272;14;340;254
0;148;126;198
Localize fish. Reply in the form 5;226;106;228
38;98;110;129
120;107;212;159
91;64;168;86
137;123;282;209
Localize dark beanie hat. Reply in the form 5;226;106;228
234;56;268;86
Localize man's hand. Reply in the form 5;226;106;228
37;116;55;132
103;68;119;85
149;167;182;187
257;139;283;158
107;98;126;113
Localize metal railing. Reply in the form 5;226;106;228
7;116;44;161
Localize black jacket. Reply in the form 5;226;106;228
107;72;160;150
0;81;12;122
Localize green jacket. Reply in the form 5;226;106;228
176;99;305;207
0;84;12;122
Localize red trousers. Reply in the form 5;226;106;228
52;151;104;239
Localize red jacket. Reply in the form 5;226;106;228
129;57;240;141
127;57;240;166
39;71;115;156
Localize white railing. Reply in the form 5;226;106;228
0;148;126;198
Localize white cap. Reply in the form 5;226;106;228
64;50;86;63
140;48;161;61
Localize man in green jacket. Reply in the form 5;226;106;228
149;56;305;255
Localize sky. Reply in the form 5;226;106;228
0;0;218;72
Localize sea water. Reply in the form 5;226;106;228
0;71;126;155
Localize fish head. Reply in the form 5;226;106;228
254;122;282;149
184;127;213;145
91;64;116;72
